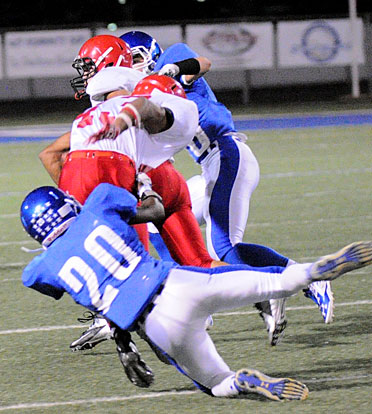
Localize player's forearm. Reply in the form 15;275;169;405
180;56;211;83
114;97;171;135
39;132;71;184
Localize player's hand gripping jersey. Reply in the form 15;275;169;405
22;184;174;330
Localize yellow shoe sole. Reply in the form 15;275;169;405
310;241;372;281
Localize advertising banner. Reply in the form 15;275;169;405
278;19;365;67
5;29;92;78
185;23;274;69
97;25;183;52
0;39;3;79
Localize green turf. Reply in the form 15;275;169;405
0;119;371;413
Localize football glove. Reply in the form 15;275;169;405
158;63;180;78
137;172;153;198
114;328;154;388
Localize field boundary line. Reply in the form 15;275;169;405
0;374;371;411
0;390;198;411
216;299;372;317
1;300;372;336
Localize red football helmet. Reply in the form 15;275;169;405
71;35;133;100
133;74;187;99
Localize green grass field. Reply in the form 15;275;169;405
0;112;371;413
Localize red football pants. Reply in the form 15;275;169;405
148;160;213;268
58;150;149;250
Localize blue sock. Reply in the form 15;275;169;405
221;242;289;267
149;232;177;263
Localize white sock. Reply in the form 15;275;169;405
286;258;297;267
211;374;238;397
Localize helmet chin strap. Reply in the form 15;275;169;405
21;246;44;253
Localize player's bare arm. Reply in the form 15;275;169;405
183;56;211;83
88;97;172;142
39;131;71;184
116;97;171;134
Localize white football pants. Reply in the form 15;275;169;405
187;137;260;260
143;263;312;394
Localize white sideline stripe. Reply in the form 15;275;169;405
305;374;371;384
0;391;198;411
233;108;372;120
0;325;83;334
0;374;370;411
247;215;372;228
0;213;18;218
262;167;372;179
1;300;372;336
0;240;34;247
0;191;26;198
0;262;28;269
216;299;372;317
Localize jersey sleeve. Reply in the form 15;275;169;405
154;43;198;70
22;255;65;300
84;183;138;222
150;90;199;144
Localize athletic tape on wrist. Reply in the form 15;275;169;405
116;112;133;129
123;103;142;127
141;190;163;203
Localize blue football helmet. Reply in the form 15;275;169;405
120;31;163;74
20;186;81;248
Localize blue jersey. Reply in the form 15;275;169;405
154;43;237;162
22;183;175;330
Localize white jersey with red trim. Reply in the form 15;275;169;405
70;89;198;171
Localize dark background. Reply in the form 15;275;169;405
1;0;372;30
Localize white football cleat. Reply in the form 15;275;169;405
268;298;287;346
70;312;113;351
304;281;334;324
255;299;287;346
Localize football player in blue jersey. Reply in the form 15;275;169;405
120;31;335;339
20;182;372;401
21;182;166;388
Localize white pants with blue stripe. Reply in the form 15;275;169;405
187;136;260;261
142;263;311;395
